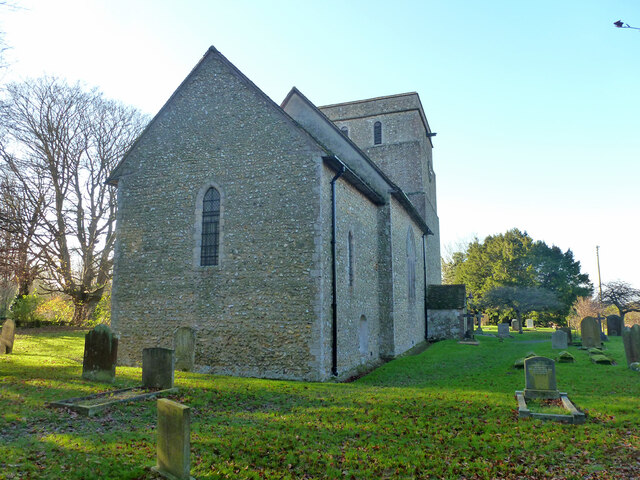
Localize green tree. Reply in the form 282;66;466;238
443;228;592;324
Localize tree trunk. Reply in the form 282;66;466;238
70;289;104;326
517;311;524;334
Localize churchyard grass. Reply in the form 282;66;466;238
1;328;639;479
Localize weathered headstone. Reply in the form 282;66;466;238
523;356;559;399
0;318;16;354
551;330;568;350
82;324;118;383
622;325;640;367
558;327;573;345
606;315;623;337
511;319;520;331
152;399;194;480
174;327;195;372
498;323;510;336
580;316;602;349
526;318;534;329
142;348;175;390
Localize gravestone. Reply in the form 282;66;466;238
526;318;534;329
523;356;559;399
82;324;118;383
551;330;568;350
498;323;510;336
152;399;194;480
622;325;640;367
142;348;175;390
511;320;520;331
558;327;573;345
174;327;196;372
0;318;16;354
606;315;623;336
580;316;602;349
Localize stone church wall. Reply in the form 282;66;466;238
313;165;383;379
111;52;326;380
389;198;427;356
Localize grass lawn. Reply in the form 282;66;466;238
1;327;639;479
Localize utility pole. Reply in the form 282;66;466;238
596;245;604;336
596;245;603;303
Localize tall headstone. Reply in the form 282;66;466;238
498;323;510;336
511;320;520;332
551;330;568;350
0;318;16;354
152;399;194;480
606;315;623;336
580;316;602;349
142;347;175;390
622;325;640;367
526;318;534;329
82;324;118;383
523;356;559;399
174;327;196;372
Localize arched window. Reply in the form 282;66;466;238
340;126;349;138
201;187;220;266
407;227;416;304
373;121;382;145
347;231;354;287
359;315;369;357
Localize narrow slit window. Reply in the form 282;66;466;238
201;187;220;266
374;121;382;145
348;231;354;287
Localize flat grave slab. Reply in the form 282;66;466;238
49;386;177;416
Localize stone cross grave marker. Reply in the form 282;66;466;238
580;316;602;349
622;325;640;367
526;318;534;329
82;324;118;383
606;315;623;337
551;330;568;350
174;327;195;372
524;356;559;400
498;323;510;336
0;318;16;354
152;398;194;480
511;319;520;331
142;347;175;390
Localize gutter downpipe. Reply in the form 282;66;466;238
422;234;429;341
330;163;346;377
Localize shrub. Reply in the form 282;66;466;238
10;293;42;327
91;294;111;327
35;296;73;325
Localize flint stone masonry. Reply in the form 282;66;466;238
552;330;568;350
82;325;118;383
622;325;640;367
0;318;15;354
153;399;193;480
606;315;623;336
108;46;442;382
143;348;175;390
581;317;602;349
426;285;466;340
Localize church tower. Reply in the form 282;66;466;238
319;93;440;284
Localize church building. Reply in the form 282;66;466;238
107;46;442;381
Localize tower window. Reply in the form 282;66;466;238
201;187;220;266
374;121;382;145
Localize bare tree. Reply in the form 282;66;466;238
0;77;146;324
601;281;640;323
481;286;562;334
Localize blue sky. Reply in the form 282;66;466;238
2;0;639;290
